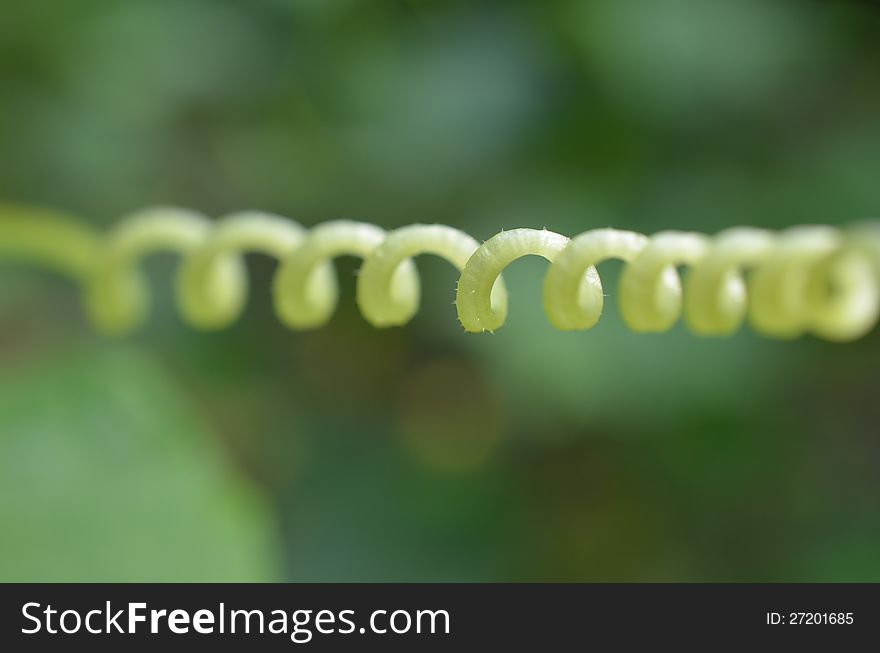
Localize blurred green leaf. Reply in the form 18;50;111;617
0;344;281;581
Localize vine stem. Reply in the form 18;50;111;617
0;205;100;279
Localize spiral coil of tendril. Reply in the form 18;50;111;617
2;205;880;341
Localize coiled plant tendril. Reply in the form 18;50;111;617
2;204;879;341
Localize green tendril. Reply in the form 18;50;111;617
1;204;879;341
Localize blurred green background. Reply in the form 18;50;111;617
1;0;879;581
